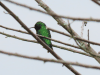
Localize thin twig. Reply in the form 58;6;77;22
88;29;90;47
0;50;100;70
4;0;100;22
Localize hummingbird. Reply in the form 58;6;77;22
30;21;53;51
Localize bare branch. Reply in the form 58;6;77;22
0;50;100;70
4;0;100;22
0;25;29;34
88;29;90;47
92;0;100;6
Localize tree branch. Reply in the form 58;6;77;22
4;0;100;22
92;0;100;6
0;50;100;70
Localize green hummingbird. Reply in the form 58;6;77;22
31;21;53;51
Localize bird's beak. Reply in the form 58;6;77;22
29;26;35;29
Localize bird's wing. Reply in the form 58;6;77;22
47;29;51;38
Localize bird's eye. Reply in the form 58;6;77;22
37;26;41;29
35;25;41;30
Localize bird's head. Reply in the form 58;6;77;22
34;21;46;31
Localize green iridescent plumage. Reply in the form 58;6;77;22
34;21;53;50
